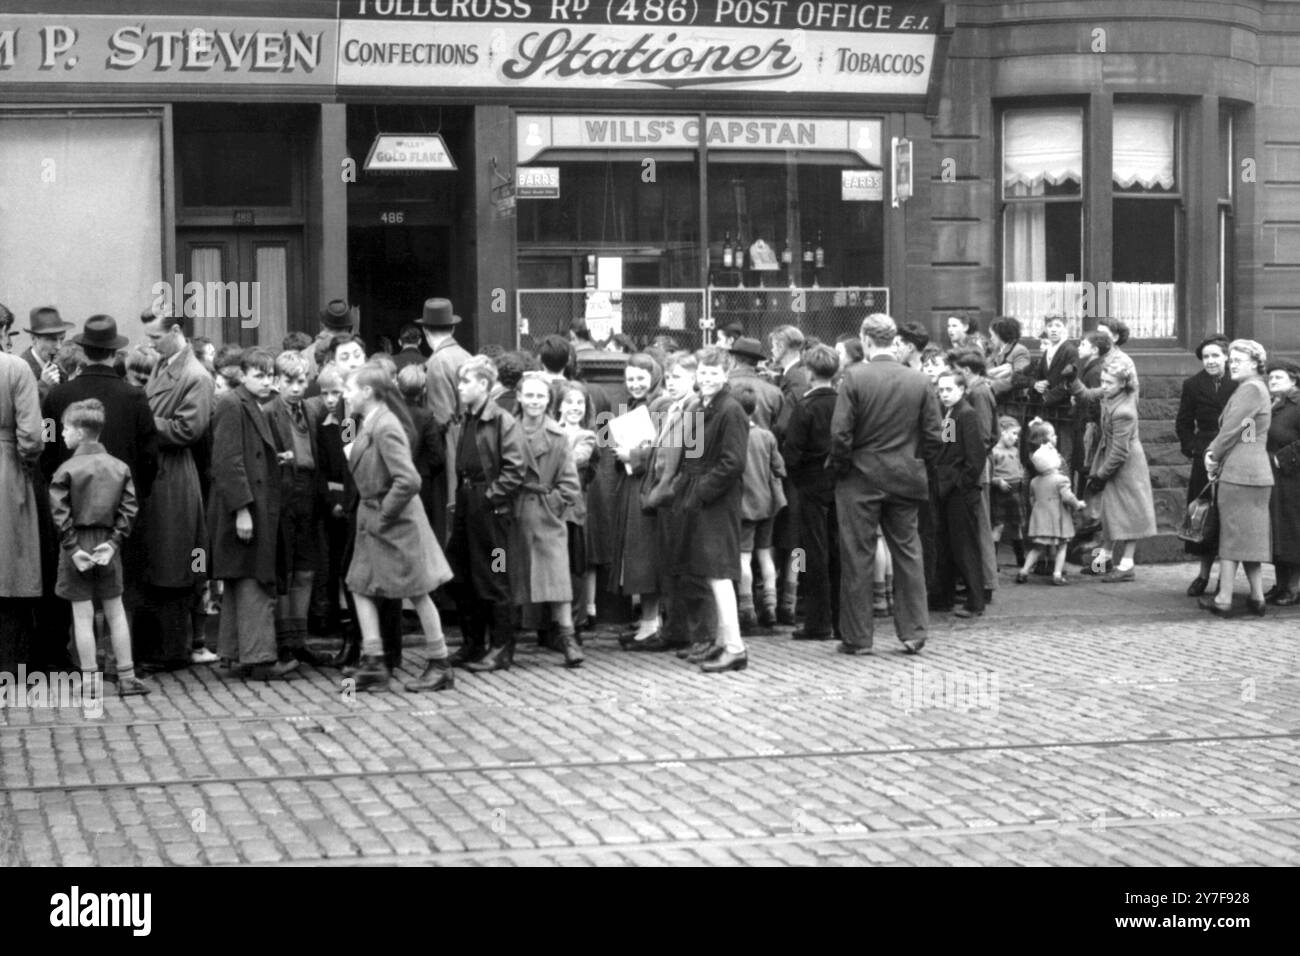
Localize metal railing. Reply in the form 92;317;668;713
516;286;890;351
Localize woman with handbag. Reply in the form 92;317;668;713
1264;358;1300;605
1201;340;1274;617
1175;335;1236;596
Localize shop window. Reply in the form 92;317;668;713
1001;108;1084;335
705;156;885;290
1111;103;1179;337
517;157;701;288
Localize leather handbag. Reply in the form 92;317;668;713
1177;479;1219;548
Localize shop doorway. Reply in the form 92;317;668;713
177;228;303;349
348;223;451;352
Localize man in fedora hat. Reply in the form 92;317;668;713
21;306;76;399
42;315;158;501
418;297;470;545
726;336;784;431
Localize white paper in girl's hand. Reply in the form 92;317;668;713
608;405;655;474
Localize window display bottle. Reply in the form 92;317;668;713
722;231;733;268
781;237;793;266
814;230;825;270
802;236;814;264
734;233;745;271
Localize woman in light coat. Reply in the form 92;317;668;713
1202;340;1274;617
344;363;454;692
0;311;45;671
511;372;583;666
1084;358;1157;582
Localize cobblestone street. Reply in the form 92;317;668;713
2;562;1297;867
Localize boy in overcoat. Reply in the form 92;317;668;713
449;356;525;672
209;349;290;680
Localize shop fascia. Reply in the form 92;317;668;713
517;113;883;165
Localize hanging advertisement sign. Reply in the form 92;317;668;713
892;135;912;207
842;168;884;201
364;133;457;171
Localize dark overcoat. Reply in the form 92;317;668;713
208;387;281;585
1268;388;1300;564
1175;368;1237;555
41;365;159;499
609;391;667;595
670;386;748;582
511;417;581;604
141;347;212;588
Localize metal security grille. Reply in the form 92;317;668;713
516;286;889;351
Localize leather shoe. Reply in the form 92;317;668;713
627;633;668;652
557;628;585;667
293;645;331;668
1101;568;1135;583
700;649;748;673
836;642;872;655
448;645;487;668
677;641;709;660
1187;576;1210;597
1263;584;1279;601
465;645;513;673
776;608;797;626
686;643;723;664
791;628;833;641
1272;589;1300;606
404;657;455;692
901;638;926;655
1247;598;1267;617
953;607;983;618
1198;596;1234;618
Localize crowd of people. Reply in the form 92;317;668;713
0;296;1295;700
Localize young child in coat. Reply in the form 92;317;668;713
735;384;787;633
990;415;1026;568
49;399;151;697
1018;444;1086;585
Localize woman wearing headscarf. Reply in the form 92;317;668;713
1264;358;1300;605
1201;339;1273;617
1175;335;1236;596
608;352;665;645
986;315;1032;406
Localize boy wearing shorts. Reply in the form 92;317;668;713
49;399;152;696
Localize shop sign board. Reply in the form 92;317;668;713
516;166;560;198
365;133;457;171
0;11;336;86
337;1;940;95
841;168;883;201
518;114;882;165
